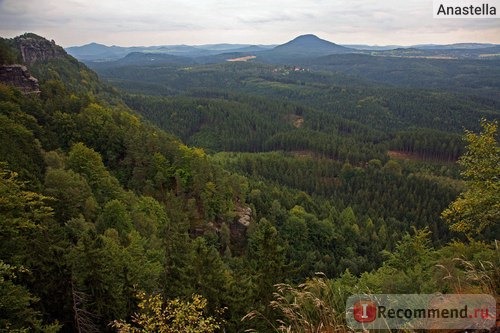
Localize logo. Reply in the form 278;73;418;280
353;300;377;323
346;294;496;330
433;0;499;18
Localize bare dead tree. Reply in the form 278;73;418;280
71;279;100;333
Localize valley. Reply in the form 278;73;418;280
0;32;498;332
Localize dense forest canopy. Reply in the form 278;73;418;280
0;33;498;332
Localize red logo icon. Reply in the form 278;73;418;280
353;300;377;323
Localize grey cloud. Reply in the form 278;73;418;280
0;0;498;46
237;12;306;25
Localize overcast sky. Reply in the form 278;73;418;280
0;0;499;47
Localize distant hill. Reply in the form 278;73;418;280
230;45;271;53
66;43;143;61
68;35;355;63
66;42;274;62
360;45;500;59
343;44;404;51
194;43;274;51
301;53;500;101
90;51;196;67
67;36;500;66
415;43;497;50
343;43;499;51
66;43;206;61
275;35;352;52
256;34;355;63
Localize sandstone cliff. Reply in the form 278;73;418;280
14;33;66;65
0;33;68;94
0;65;40;94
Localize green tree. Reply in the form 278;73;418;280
0;164;52;264
130;195;169;239
0;164;59;331
0;261;56;332
442;120;500;239
383;159;402;175
44;168;97;222
112;292;223;333
0;114;45;183
67;229;128;327
247;218;286;306
67;142;123;204
96;199;132;236
365;228;436;293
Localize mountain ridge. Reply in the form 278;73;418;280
272;34;353;53
65;34;500;63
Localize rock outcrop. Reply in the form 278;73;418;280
236;206;252;227
0;65;40;94
14;33;66;65
0;33;70;94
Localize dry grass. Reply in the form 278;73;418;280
243;275;351;333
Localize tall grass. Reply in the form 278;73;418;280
243;275;352;333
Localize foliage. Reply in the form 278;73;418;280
0;37;21;64
0;112;45;184
0;164;52;263
0;33;499;332
243;275;350;333
435;240;500;295
98;61;499;134
442;120;500;239
112;292;223;333
0;164;60;332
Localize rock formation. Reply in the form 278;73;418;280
14;33;66;65
0;65;40;94
237;206;252;227
0;33;69;94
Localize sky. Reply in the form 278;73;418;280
0;0;499;47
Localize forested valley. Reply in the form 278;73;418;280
0;33;498;332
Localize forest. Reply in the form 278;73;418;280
0;33;498;332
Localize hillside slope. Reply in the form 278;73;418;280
0;33;253;331
0;33;498;333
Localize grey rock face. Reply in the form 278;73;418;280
0;65;40;94
15;35;66;65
